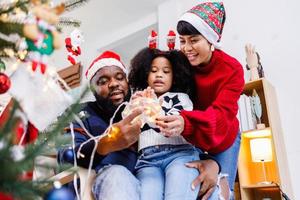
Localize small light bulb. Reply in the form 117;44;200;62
108;126;120;139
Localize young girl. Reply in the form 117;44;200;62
126;47;219;200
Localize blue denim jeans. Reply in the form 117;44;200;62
136;144;217;200
213;132;241;199
92;165;140;200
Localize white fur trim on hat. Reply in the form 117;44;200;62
86;58;127;82
179;12;222;49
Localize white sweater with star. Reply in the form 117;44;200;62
138;92;193;151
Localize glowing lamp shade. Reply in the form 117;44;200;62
250;138;273;162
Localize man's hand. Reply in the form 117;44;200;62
185;159;219;200
97;108;142;155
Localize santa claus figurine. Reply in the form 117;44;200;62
65;29;84;65
148;30;157;49
167;30;176;50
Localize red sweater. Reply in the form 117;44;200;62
181;50;244;154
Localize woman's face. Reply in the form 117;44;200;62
147;57;173;97
179;34;212;66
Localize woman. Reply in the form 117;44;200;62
156;2;244;199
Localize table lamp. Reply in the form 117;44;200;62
250;138;273;184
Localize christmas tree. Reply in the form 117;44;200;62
0;0;88;199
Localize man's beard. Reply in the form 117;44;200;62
94;89;131;119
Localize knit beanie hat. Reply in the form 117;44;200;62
85;51;127;82
178;2;226;49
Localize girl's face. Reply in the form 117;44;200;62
179;34;212;67
147;56;173;97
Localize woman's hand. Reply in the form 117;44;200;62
156;115;184;137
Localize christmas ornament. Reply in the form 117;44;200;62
9;66;73;131
0;72;11;94
65;28;84;65
167;30;176;50
0;140;6;150
148;30;157;49
10;145;25;161
0;59;10;94
45;181;75;200
23;0;64;74
62;147;74;163
15;116;39;145
0;193;13;200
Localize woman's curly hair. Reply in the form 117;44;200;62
128;47;195;98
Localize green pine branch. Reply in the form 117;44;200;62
58;17;81;28
0;21;24;56
0;87;89;198
64;0;90;12
0;21;24;36
0;0;29;15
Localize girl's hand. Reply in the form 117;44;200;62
156;115;184;137
131;91;144;101
131;87;156;102
144;86;157;99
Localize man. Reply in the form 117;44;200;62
59;51;221;200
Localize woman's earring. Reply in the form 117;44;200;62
211;45;215;51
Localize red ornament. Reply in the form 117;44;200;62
65;29;84;65
0;72;11;94
0;193;13;200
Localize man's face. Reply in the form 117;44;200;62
90;66;128;106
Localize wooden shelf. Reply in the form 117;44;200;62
242;127;271;138
242;183;278;189
243;78;264;93
58;63;82;89
236;78;293;199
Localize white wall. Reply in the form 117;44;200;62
223;1;300;198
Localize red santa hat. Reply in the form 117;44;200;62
167;30;176;38
85;51;127;82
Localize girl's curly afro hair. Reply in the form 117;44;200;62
128;47;195;98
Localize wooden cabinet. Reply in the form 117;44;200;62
237;79;293;199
